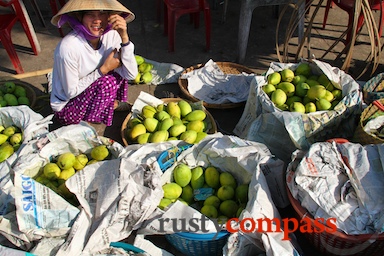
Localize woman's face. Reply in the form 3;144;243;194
82;11;109;36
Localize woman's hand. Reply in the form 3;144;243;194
99;49;121;75
108;14;129;44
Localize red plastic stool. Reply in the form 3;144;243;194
323;0;384;45
163;0;211;52
0;0;40;74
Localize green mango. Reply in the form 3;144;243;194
276;82;295;97
173;163;192;187
133;73;141;84
57;152;76;170
169;124;186;137
195;132;207;144
1;82;15;94
3;126;17;137
135;55;145;65
186;120;204;133
142;72;152;84
141;105;157;118
184;110;206;122
9;133;22;146
137;133;151;144
143;117;159;133
18;97;30;106
178;100;192;117
4;94;18;106
13;85;26;97
179;130;197;144
130;123;147;141
155;111;171;121
191;166;205;189
0;142;14;163
181;185;194;204
162;182;182;199
149;130;169;143
166;102;181;119
0;134;8;145
158;118;173;131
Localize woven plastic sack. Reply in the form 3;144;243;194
362;73;384;104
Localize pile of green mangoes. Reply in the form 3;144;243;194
262;63;343;113
0;125;23;163
32;145;110;205
159;164;249;221
0;82;30;107
133;55;153;84
126;100;210;145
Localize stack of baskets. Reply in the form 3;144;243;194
178;62;254;109
165;231;230;256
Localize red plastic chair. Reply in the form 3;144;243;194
49;0;67;37
0;0;40;74
322;0;384;45
163;0;211;52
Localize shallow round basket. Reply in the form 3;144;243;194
178;62;254;109
351;98;384;145
286;185;384;256
121;98;218;146
0;80;37;109
165;231;230;256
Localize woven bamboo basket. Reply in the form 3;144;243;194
178;62;254;109
362;73;384;105
0;80;37;108
286;185;384;256
121;98;218;146
352;98;384;145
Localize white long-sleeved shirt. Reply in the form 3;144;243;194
50;30;138;112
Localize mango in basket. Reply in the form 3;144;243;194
91;145;109;161
262;64;344;113
57;152;76;170
128;100;214;145
219;200;239;218
173;163;192;187
73;154;89;171
0;125;22;162
163;183;182;200
183;110;206;122
166;102;181;119
204;166;220;189
14;85;26;97
142;72;153;84
201;205;218;219
1;82;16;94
178;100;192;117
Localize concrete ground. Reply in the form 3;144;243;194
1;0;383;255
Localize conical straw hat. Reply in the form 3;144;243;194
51;0;134;26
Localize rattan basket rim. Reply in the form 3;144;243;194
121;98;218;146
178;62;254;109
0;80;37;109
